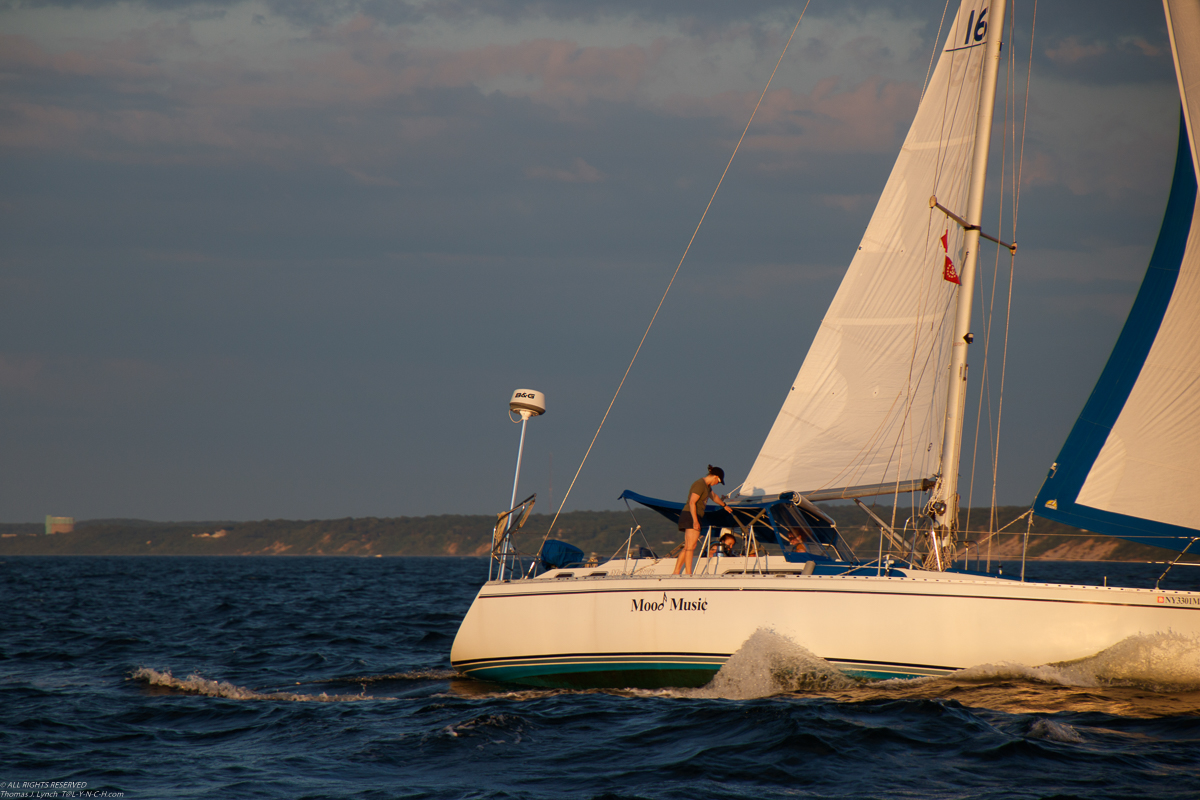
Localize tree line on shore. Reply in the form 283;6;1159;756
0;504;1188;563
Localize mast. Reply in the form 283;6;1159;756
929;0;1009;566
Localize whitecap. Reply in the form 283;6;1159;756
687;628;856;699
1052;631;1200;689
441;713;527;744
345;668;459;683
1027;718;1085;743
951;631;1200;691
131;667;381;702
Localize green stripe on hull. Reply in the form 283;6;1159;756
833;663;953;680
840;668;926;681
464;663;721;689
456;657;726;689
454;656;952;688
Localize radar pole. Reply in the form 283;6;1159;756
499;389;545;580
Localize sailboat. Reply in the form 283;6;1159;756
450;0;1200;689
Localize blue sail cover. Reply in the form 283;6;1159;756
1034;117;1200;552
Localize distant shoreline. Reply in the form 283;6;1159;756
0;554;1186;564
0;506;1193;563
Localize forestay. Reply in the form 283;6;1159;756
1035;0;1200;552
738;1;994;500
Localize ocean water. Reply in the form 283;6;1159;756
3;556;1200;800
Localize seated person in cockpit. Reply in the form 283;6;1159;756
709;532;740;557
784;526;810;553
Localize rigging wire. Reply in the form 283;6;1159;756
921;0;955;100
964;1;1017;550
540;2;814;542
964;0;1035;571
982;0;1025;558
989;0;1038;570
987;0;1038;567
894;3;973;540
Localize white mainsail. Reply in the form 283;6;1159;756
739;1;996;499
1035;0;1200;549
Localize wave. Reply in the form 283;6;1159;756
687;628;858;700
447;630;1200;703
951;631;1200;691
1026;718;1085;743
324;668;459;685
680;629;1200;701
442;713;528;742
130;668;383;701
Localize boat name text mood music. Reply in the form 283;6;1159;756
631;593;708;612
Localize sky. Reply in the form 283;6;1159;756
0;0;1182;523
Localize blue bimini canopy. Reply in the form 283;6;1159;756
619;489;859;564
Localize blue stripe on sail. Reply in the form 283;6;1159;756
1034;113;1199;552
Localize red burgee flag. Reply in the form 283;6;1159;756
940;230;960;285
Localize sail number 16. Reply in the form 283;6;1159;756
964;8;988;45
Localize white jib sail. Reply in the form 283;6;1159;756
739;1;994;499
1071;0;1200;529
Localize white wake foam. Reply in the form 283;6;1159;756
131;668;379;701
688;628;856;700
353;668;459;683
953;631;1200;690
1027;719;1085;743
687;630;1200;700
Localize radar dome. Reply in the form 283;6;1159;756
510;389;546;419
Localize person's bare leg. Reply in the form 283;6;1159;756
677;528;699;575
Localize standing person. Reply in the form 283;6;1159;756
673;465;734;575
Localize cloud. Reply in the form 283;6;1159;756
1045;37;1108;66
701;261;847;300
346;168;402;186
1034;28;1171;86
0;355;43;393
666;75;920;159
0;352;184;404
0;0;926;29
1019;245;1156;286
0;21;663;169
820;193;875;212
1127;36;1163;58
0;0;1180;519
524;157;604;182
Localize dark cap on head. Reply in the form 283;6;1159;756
708;464;725;484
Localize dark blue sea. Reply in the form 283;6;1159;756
3;557;1200;800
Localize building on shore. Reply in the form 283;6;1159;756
45;515;74;534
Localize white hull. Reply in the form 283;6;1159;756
451;559;1200;687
